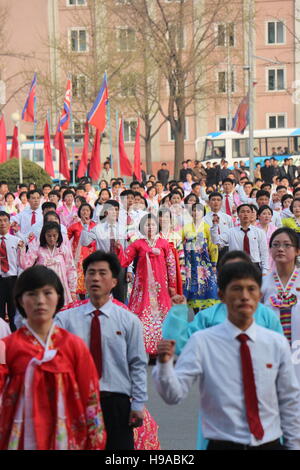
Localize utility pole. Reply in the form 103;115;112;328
248;0;255;180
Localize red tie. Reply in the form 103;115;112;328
213;214;220;234
109;225;116;253
0;237;9;273
127;213;132;225
90;310;102;378
237;334;264;440
242;228;250;255
31;211;36;225
225;195;231;216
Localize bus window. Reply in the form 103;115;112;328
204;139;225;160
266;137;289;156
233;139;247;158
204;139;213;160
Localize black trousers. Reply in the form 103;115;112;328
217;246;229;269
100;393;134;450
0;276;17;331
207;439;285;451
112;268;127;304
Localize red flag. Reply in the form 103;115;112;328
58;131;70;181
22;73;37;123
133;118;141;181
119;119;132;177
9;126;19;159
77;121;89;178
89;129;101;181
44;119;54;177
87;73;108;133
59;79;72;132
0;116;7;163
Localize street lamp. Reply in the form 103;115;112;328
11;111;23;183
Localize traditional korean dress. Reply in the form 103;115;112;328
182;220;218;310
117;237;177;354
160;230;185;295
57;204;78;228
68;220;96;295
18;244;77;305
262;268;300;383
0;323;106;450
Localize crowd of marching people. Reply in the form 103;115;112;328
1;155;300;450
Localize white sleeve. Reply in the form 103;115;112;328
80;226;97;246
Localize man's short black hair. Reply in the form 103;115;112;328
256;190;270;200
42;202;56;212
27;189;41;199
112;181;120;188
223;178;234;185
276;185;287;192
261;183;271;190
76;185;86;192
83;250;121;279
120;189;135;198
218;262;262;291
14;265;65;317
237;203;253;213
0;210;10;220
130;181;143;189
191;182;201;189
208;192;223;200
42;184;52;189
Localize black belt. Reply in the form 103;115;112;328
208;438;281;450
100;391;129;399
0;275;17;279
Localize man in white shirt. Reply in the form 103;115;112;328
0;211;22;331
153;262;300;450
55;251;147;450
11;189;43;237
210;204;269;274
221;179;241;216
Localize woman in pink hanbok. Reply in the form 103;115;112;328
56;190;78;228
18;222;77;305
116;214;176;355
257;205;277;272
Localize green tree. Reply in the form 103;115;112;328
0;159;52;191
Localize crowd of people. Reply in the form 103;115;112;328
0;154;300;450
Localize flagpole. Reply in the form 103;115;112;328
33;86;37;163
105;71;113;174
116;110;120;177
70;107;75;185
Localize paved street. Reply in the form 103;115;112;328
146;366;199;450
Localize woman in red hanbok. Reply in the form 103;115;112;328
68;203;96;299
0;265;106;450
116;214;176;354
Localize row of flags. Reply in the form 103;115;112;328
0;72;142;181
1;71;251;180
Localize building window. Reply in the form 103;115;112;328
70;28;88;52
117;28;136;51
218;71;235;93
124;120;137;142
218;117;227;131
72;74;88;98
268;68;285;91
267;21;284;44
169;118;188;141
217;23;235;47
67;0;86;5
268;114;286;129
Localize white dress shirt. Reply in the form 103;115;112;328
80;220;128;251
0;233;21;277
11;207;43;236
210;224;269;273
55;299;148;411
203;211;233;231
153;319;300;449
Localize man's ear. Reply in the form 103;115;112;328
112;277;118;290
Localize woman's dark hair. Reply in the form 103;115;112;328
184;193;199;205
4;192;15;201
62;189;75;201
14;265;65;318
19;191;28;200
83;250;121;279
139;213;159;236
43;211;60;224
40;222;63;248
75;195;86;206
218;262;262;291
159;194;170;206
218;250;252;271
290;197;300;214
78;203;93;219
95;188;112;207
170;190;183;201
99;179;109;188
147;186;157;195
281;193;294;207
250;188;258;198
257;205;273;217
48;190;61;200
269;227;300;250
158;207;172;231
